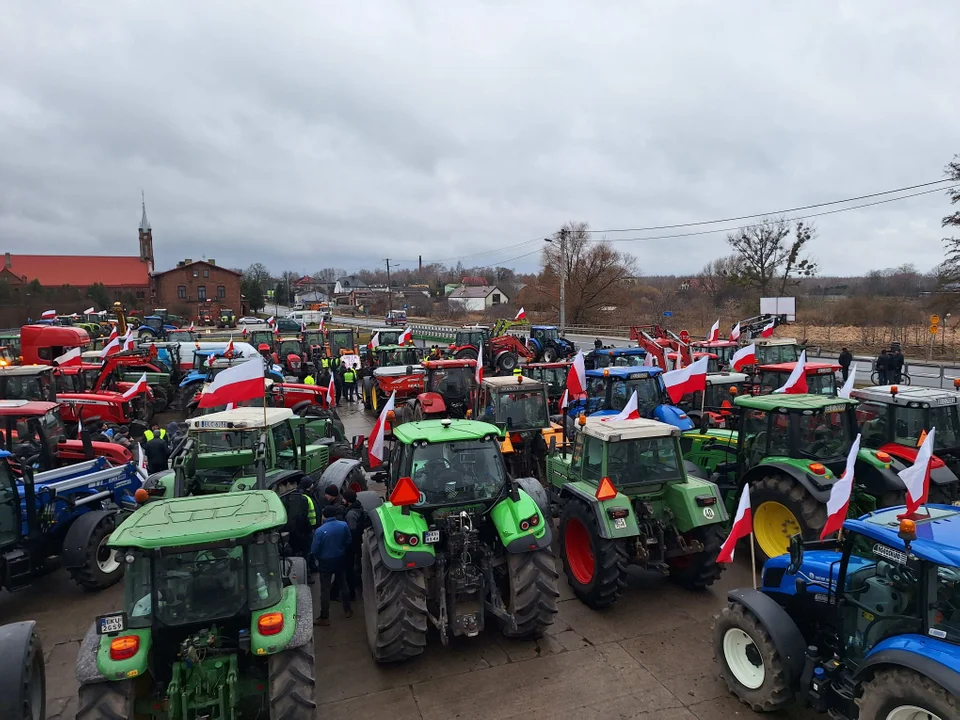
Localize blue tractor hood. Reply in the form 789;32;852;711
654;403;695;431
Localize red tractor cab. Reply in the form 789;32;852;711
448;325;531;374
405;358;477;421
754;361;840;396
0;366;57;402
276;337;306;376
689;339;738;368
19;324;90;365
676;372;750;429
361;346;426;412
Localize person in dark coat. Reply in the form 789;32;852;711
838;348;853;382
311;505;353;625
317;484;345;519
144;432;171;474
342;490;370;601
274;476;313;559
876;349;889;385
890;347;904;384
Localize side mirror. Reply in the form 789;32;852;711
787;533;804;574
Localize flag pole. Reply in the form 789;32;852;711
750;533;757;589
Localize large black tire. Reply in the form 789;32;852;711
268;643;317;720
558;500;627;609
361;531;427;662
497;352;518;373
455;347;478;361
669;524;725;590
879;484;953;510
77;680;134;720
66;515;124;591
0;621;44;720
361;378;373;410
749;474;826;563
542;345;558;363
179;382;203;419
857;668;958;720
150;385;169;413
713;602;794;713
500;548;559;638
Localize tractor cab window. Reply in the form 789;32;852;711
840;533;922;660
153;547;246;626
583;434;603;481
607;437;683;485
895;404;960;451
798;410;851;461
535;327;558;341
930;564;960;645
432;367;472;398
757;345;799;365
493;390;548;430
278;341;301;357
538;367;566;391
803;371;838;396
41;410;64;445
858;401;890;448
409;439;506;505
742;410;769;466
3;374;52;402
195;430;258;453
124;556;153;629
56;372;83;394
705;384;738;410
272;422;297;469
612;376;664;416
247;540;283;610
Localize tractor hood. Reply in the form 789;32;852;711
654;404;695;431
374;366;426;378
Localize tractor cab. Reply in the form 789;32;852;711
689;340;738;367
217;308;236;328
526;325;576;362
755;361;840;396
412;359;476;420
676;372;750;429
587;347;648;369
753;338;802;365
327;328;356;356
248;330;275;352
19;324;90;365
137;315;176;340
570;367;694;432
373;345;423;368
453;327;491;351
0;366;57;403
521;361;571;413
362;346;427;411
276;337;305;376
370;327;403;346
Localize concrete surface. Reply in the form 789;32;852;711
3;400;818;720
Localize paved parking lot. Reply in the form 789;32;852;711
8;402;818;720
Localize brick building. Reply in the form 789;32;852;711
153;259;243;321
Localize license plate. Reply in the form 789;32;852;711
613;518;627;529
423;530;440;544
96;613;127;635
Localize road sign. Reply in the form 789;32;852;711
930;324;939;335
930;314;940;325
679;330;690;343
663;311;673;317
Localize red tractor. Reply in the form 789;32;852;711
360;346;426;412
630;324;692;369
275;336;306;377
753;361;841;396
403;358;477;421
689;339;739;368
19;324;90;366
447;325;531;374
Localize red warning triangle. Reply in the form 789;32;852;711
595;476;617;501
390;476;421;506
917;429;928;448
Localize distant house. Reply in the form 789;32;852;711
295;290;329;305
334;276;369;294
448;285;509;312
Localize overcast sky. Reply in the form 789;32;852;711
2;1;958;278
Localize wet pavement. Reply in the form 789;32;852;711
10;399;817;720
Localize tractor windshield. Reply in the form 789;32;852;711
612;354;646;367
796;409;851;461
2;374;53;402
895;404;960;451
607;437;683;485
931;564;960;645
533;327;558;342
303;331;324;346
278;340;302;357
194;430;259;453
611;376;665;416
56;372;84;394
491;390;548;430
756;344;800;364
430;367;473;398
409;439;506;506
152;547;247;626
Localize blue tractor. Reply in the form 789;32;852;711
585;347;648;369
136;315;178;341
715;505;959;718
0;452;142;592
527;325;576;363
178;351;285;416
566;366;695;432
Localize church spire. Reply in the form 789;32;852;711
139;191;151;231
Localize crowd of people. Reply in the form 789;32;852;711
837;343;905;384
89;420;188;474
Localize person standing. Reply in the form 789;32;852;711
890;345;904;384
342;489;369;601
318;484;345;519
838;347;853;382
876;349;889;385
331;356;343;404
144;430;171;474
311;505;353;625
274;477;313;559
342;365;357;402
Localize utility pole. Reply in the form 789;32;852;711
544;228;568;334
385;258;392;314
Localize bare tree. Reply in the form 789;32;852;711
939;155;960;282
696;254;744;305
726;217;818;295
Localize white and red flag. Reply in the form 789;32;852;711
206;353;217;368
837;362;857;399
731;343;757;372
241;326;248;338
41;309;56;320
368;331;380;351
123;329;136;352
121;373;149;400
566;350;586;397
225;337;235;358
717;485;752;563
55;347;82;367
100;328;120;358
475;344;483;385
559;389;569;410
301;321;307;332
399;327;413;345
773;350;808;394
83;306;95;315
707;319;720;342
266;316;275;326
643;351;655;367
514;307;526;321
760;319;776;338
663;356;710;404
198;358;265;408
821;433;862;539
605;391;640;421
730;322;741;342
900;427;936;516
189;322;195;332
368;391;397;468
327;373;336;409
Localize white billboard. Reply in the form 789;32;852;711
760;297;796;322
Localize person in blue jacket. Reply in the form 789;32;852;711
311;505;353;625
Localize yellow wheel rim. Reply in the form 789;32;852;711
753;501;801;559
371;387;378;412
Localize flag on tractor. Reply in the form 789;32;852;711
369;332;380;351
475;344;483;385
399;327;413;345
514;307;526;321
730;322;741;342
707;319;720;342
122;373;149;400
760;319;776;338
821;434;862;539
197;358;265;408
41;309;56;320
566;350;586;397
663;356;709;404
773;350;807;394
717;486;752;563
368;391;397;468
100;329;120;358
605;391;639;421
54;347;82;367
899;427;936;517
731;343;756;372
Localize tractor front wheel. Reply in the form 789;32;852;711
750;475;825;563
558;501;627;609
66;515;124;590
268;643;317;719
151;385;169;413
497;352;518;373
542;346;558;363
361;379;373;410
77;680;134;720
857;668;957;720
361;531;428;662
500;548;559;638
668;524;725;590
455;347;478;361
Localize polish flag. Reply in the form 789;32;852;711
760;319;776;338
399;327;413;345
189;322;195;332
605;391;639;421
136;442;148;481
566;350;587;396
327;373;336;408
717;485;752;563
730;322;741;342
301;321;307;332
773;351;808;394
663;356;710;404
560;389;569;410
319;318;325;332
707;319;720;342
100;329;120;358
266;316;275;326
475;344;483;385
83;306;95;315
820;434;861;539
225;338;235;358
514;307;526;321
198;358;266;408
242;326;248;338
41;309;57;320
731;343;757;372
206;353;217;368
368;391;397;468
368;331;380;350
55;347;83;367
900;426;936;516
121;372;149;400
837;362;857;399
123;329;136;352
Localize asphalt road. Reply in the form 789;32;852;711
9;401;819;720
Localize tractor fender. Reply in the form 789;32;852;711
290;400;320;415
367;507;435;571
930;463;959;488
684;460;707;480
76;623;107;684
558;483;636;540
727;588;807;689
415;391;447;416
855;635;960;697
265;469;304;491
853;458;909;498
281;556;308;586
356;490;382;515
515;477;551;521
742;461;833;504
318;458;363;491
61;510;115;570
527;338;542;353
284;584;314;651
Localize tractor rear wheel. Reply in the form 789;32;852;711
268;643;317;720
77;680;134;720
713;602;794;712
558;501;627;609
361;532;428;662
361;379;373;410
857;668;957;720
412;402;426;421
455;348;478;361
497;352;518;373
668;524;725;590
750;475;825;563
66;514;124;590
0;621;44;720
879;485;953;510
499;548;559;638
150;385;169;414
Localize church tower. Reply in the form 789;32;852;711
139;192;154;272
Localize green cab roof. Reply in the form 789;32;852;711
734;393;857;412
109;490;286;550
393;418;504;444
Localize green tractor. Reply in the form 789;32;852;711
143;406;366;499
75;490;316;719
544;417;728;609
683;394;909;562
361;418;559;662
